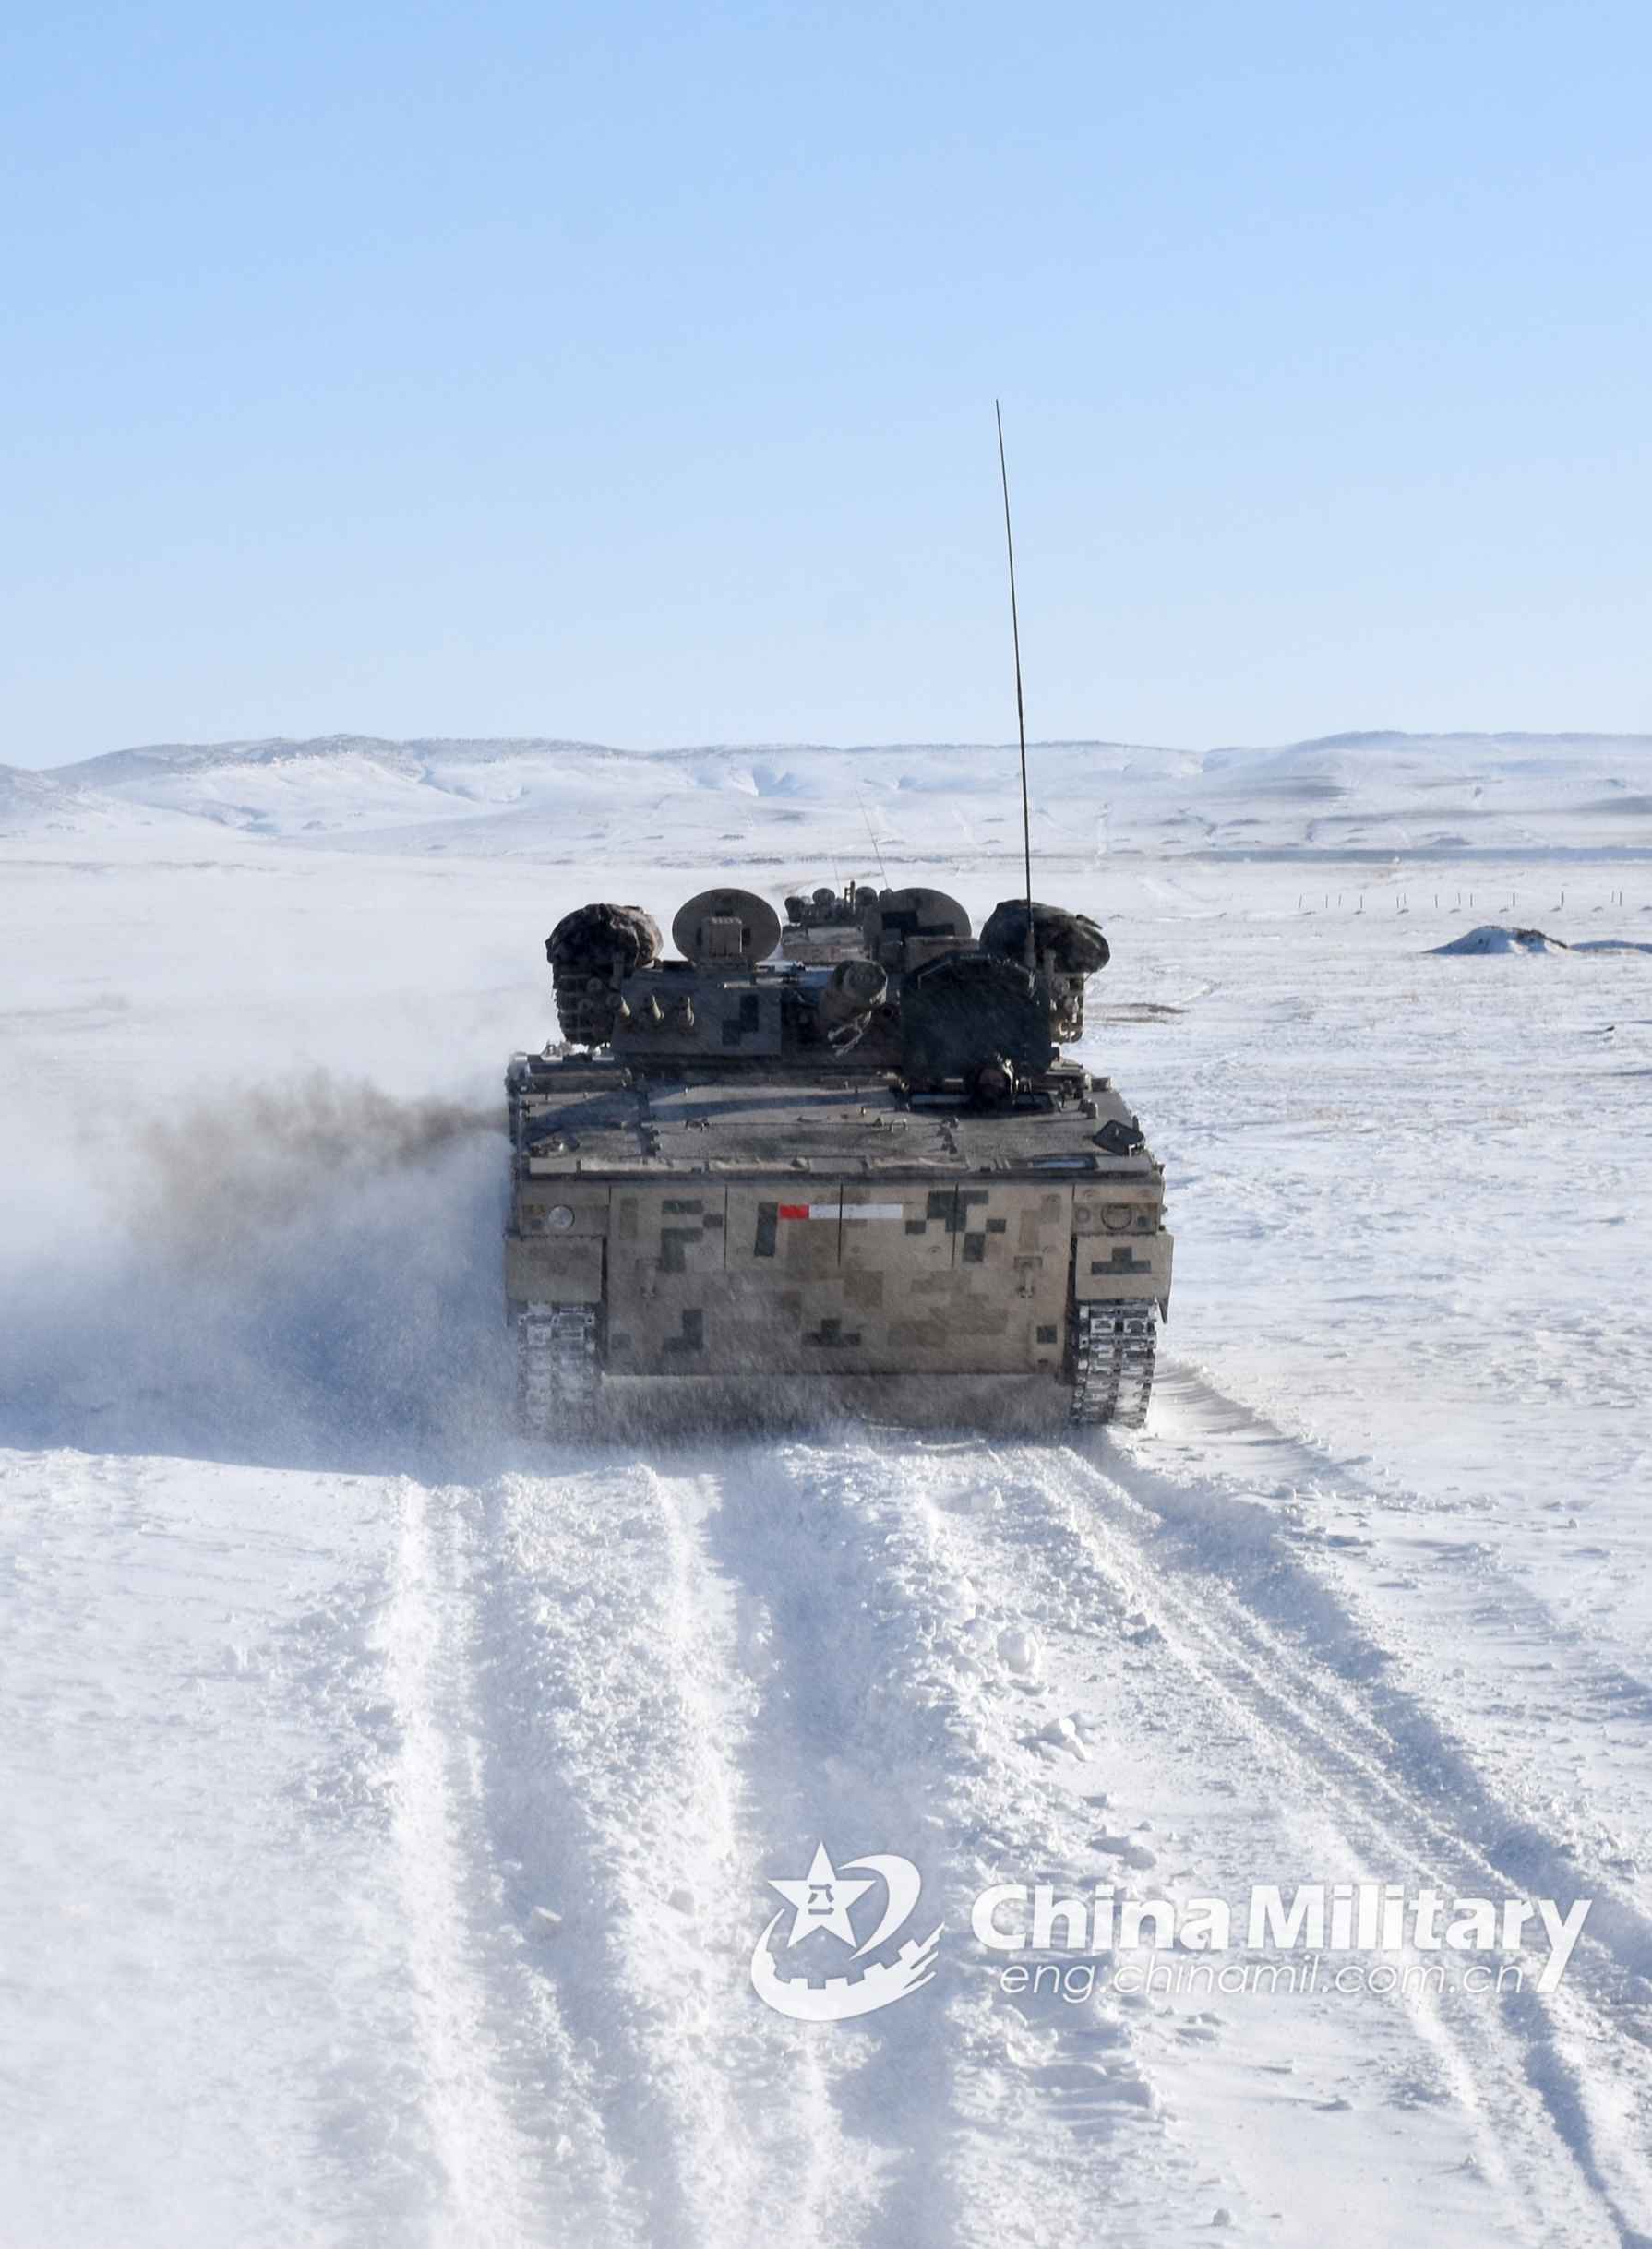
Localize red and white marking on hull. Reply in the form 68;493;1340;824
776;1202;906;1221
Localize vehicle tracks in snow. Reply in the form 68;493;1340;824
322;1376;1652;2249
350;1439;1225;2249
973;1413;1652;2249
700;1437;1208;2249
461;1454;878;2249
365;1476;628;2247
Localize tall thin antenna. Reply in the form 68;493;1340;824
995;400;1034;938
856;788;890;886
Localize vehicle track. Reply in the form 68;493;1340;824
353;1394;1652;2249
461;1453;880;2249
697;1436;1206;2249
397;1437;1218;2249
995;1428;1652;2249
371;1476;628;2247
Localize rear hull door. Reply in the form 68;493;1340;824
605;1181;1072;1377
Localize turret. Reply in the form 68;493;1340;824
541;882;1109;1098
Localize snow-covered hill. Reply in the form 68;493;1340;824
0;759;100;835
12;728;1652;860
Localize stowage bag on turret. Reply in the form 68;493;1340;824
980;901;1109;975
901;951;1056;1087
546;903;662;975
545;903;663;1046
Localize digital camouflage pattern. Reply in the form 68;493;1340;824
507;882;1171;1432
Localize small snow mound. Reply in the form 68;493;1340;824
1094;1831;1159;1870
1429;924;1567;956
997;1626;1042;1675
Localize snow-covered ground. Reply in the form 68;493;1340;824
2;735;1650;2248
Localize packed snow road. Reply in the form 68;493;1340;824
6;1392;1651;2249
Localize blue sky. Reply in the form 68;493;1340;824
5;0;1648;764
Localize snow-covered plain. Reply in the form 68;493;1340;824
2;733;1650;2249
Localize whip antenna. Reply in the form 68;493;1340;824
857;788;890;886
994;400;1035;949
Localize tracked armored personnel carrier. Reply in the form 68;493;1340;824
504;882;1172;1434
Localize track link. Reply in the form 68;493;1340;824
1069;1298;1157;1427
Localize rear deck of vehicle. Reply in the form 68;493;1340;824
506;1063;1170;1402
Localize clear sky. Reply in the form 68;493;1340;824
4;0;1648;766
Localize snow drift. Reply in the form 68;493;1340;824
1430;924;1568;954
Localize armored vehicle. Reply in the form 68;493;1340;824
504;882;1172;1434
